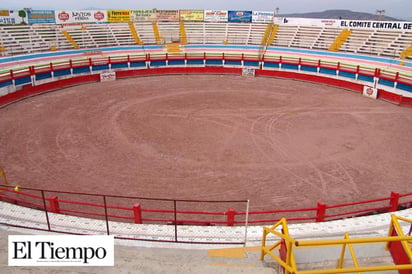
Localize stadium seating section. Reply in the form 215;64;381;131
0;22;411;59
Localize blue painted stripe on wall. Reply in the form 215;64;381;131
339;71;356;79
301;66;317;72
0;80;12;88
358;74;374;83
15;76;31;85
111;63;128;69
378;78;395;88
397;82;412;93
54;69;71;77
35;72;52;80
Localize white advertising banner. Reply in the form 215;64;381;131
274;16;412;31
100;71;116;82
275;17;341;27
204;10;228;22
339;20;412;30
363;85;378;99
0;10;24;24
55;10;106;24
252;11;274;23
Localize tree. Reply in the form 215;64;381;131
18;10;26;24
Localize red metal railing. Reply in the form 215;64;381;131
1;52;410;87
0;185;411;227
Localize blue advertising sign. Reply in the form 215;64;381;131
27;10;55;24
228;10;252;23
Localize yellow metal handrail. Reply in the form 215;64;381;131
0;166;7;185
261;215;412;274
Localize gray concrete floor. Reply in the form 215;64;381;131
0;227;276;274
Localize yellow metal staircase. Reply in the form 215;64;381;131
267;24;279;46
128;22;143;45
261;24;272;45
0;43;6;53
328;29;351;52
261;24;279;46
179;21;188;44
61;30;79;49
166;43;182;53
152;21;163;45
399;44;412;65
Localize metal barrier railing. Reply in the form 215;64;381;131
261;215;412;273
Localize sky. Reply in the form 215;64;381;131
3;0;412;20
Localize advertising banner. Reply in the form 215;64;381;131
131;10;156;21
363;85;378;99
204;10;228;22
228;11;252;23
27;10;55;24
0;10;24;24
55;10;106;24
275;17;341;28
179;10;204;22
339;20;412;30
156;10;179;21
252;11;274;23
100;72;116;82
107;10;131;22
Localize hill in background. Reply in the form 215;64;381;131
279;9;401;21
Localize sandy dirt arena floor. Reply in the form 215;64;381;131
0;75;411;211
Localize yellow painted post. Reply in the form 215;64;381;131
285;240;294;274
260;227;268;260
344;233;361;274
0;166;8;185
337;240;347;268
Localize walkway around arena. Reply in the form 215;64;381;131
1;207;411;273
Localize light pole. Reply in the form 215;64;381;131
376;9;385;20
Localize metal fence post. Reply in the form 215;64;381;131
316;202;327;222
41;190;51;231
389;191;400;212
227;208;236;226
174;200;178;242
48;195;60;213
244;200;250;246
133;203;142;224
103;195;110;235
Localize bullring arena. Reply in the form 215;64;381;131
1;74;412;210
1;9;412;273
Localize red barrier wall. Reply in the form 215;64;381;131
0;65;409;109
400;95;412;107
116;66;242;78
378;89;402;105
0;74;100;107
255;69;364;93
